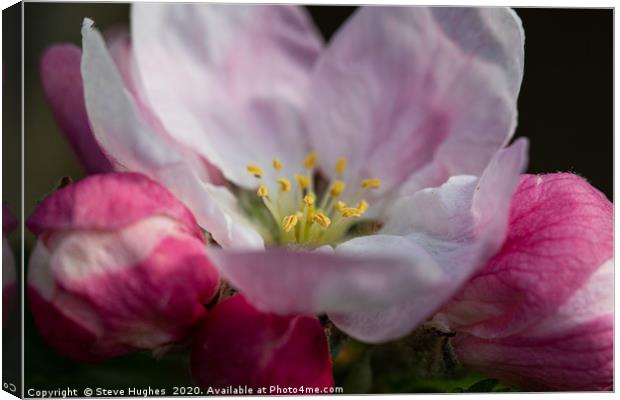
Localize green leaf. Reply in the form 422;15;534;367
466;378;499;392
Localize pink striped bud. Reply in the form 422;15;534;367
435;173;613;391
27;173;219;361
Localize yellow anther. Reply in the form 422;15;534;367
303;151;317;169
277;178;292;192
257;185;269;198
295;174;310;190
248;153;375;244
281;214;299;233
329;180;346;197
361;178;381;189
357;199;369;214
336;158;347;176
247;164;263;178
312;212;331;228
341;207;362;218
303;193;316;207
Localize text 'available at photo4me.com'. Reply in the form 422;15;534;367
25;385;345;397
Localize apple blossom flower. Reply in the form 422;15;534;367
191;294;333;389
72;5;528;343
27;172;220;361
3;205;17;323
433;173;613;391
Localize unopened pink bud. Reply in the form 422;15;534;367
27;173;219;361
435;173;613;391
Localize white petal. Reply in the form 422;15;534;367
306;6;524;195
130;4;323;187
429;7;524;98
81;18;263;249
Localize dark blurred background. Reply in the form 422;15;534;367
14;3;613;391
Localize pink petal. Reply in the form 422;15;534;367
130;4;323;187
28;217;219;361
40;44;112;173
27;172;202;241
209;241;441;316
480;258;613;390
436;173;613;338
306;7;524;195
191;295;333;389
454;314;613;391
80;19;263;249
329;139;528;342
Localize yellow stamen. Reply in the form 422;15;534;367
247;164;263;178
306;209;315;225
257;185;269;198
277;178;292;192
248;153;374;246
303;151;317;169
312;212;331;228
341;207;362;218
295;174;310;190
361;178;381;189
282;214;299;233
336;158;347;176
329;180;346;197
357;200;369;214
303;193;316;207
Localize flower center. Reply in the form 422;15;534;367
246;152;381;247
